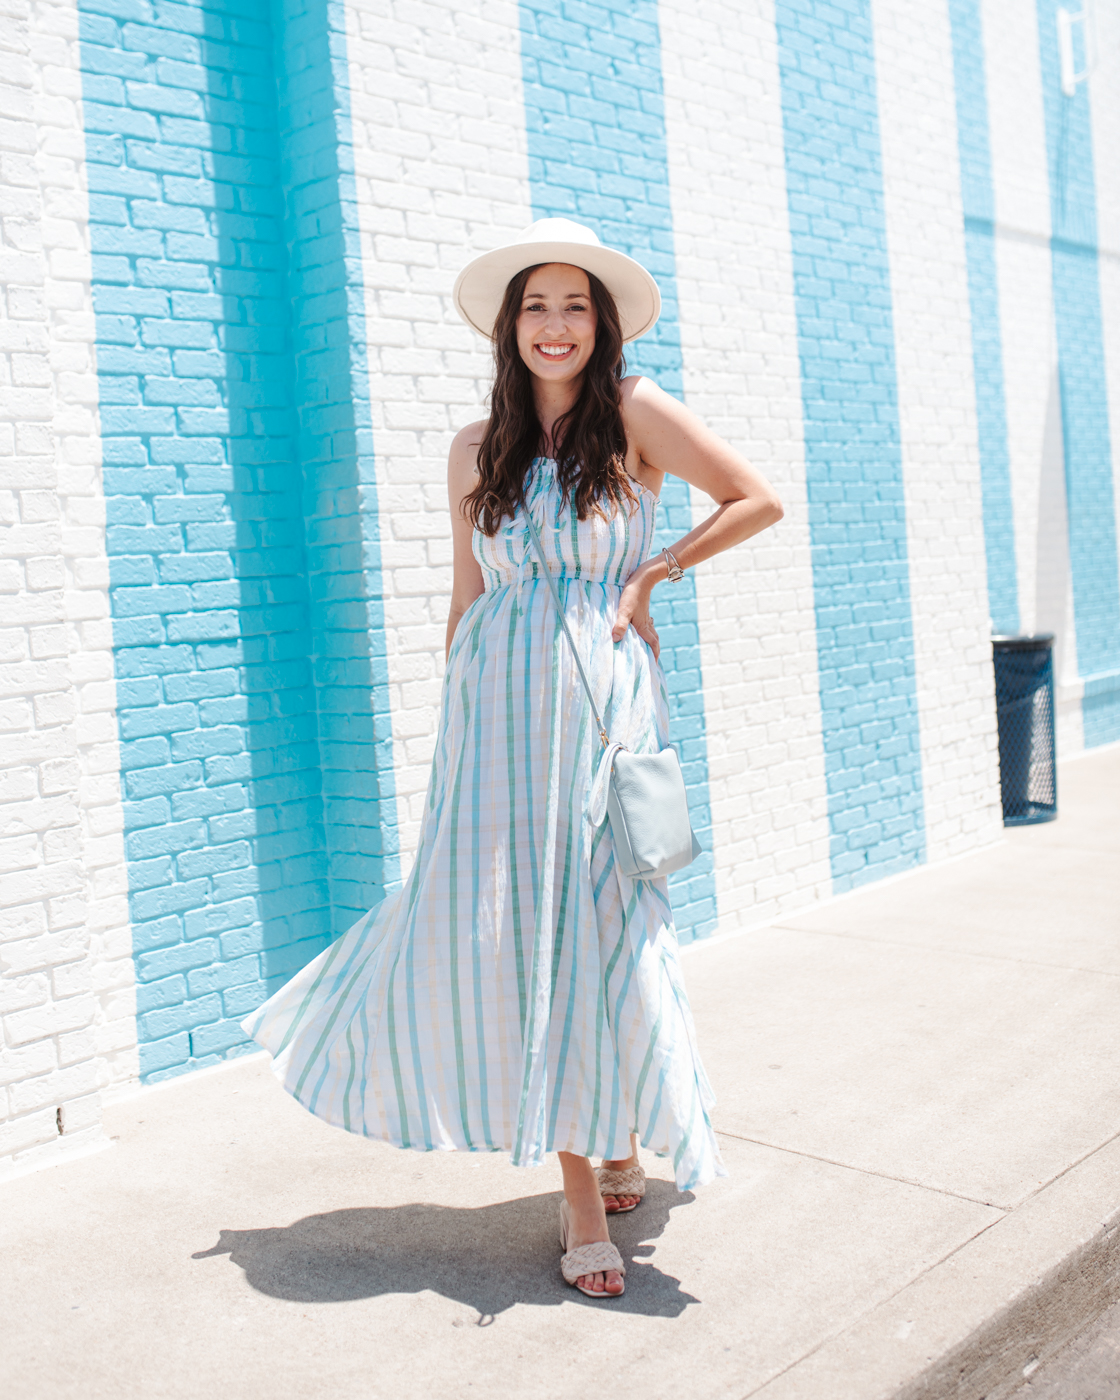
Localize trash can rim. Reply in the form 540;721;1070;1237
991;633;1055;652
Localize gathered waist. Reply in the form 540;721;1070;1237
483;568;627;594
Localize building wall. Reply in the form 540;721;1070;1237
661;0;832;925
3;0;1119;1177
1097;2;1120;702
344;0;532;867
877;0;1000;868
1;0;133;1175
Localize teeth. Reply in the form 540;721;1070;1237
538;345;572;357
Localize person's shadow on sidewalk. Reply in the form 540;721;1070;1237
192;1178;698;1320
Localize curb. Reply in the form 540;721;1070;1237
752;1134;1120;1400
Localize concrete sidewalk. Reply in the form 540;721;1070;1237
4;749;1119;1400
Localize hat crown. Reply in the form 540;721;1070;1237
517;218;602;251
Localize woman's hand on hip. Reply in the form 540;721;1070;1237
614;566;660;661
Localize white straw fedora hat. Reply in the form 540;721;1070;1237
452;218;661;344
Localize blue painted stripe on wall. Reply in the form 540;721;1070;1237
774;0;926;890
1035;0;1120;746
78;0;397;1080
948;0;1019;636
78;0;327;1080
274;0;403;917
518;0;717;941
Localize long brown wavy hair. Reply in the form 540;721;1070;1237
464;263;638;535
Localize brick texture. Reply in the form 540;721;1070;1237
76;0;334;1082
875;0;1003;860
1093;1;1120;739
2;0;1117;1135
1035;0;1120;747
1;0;130;1178
343;0;531;867
660;0;832;928
984;0;1082;751
775;0;928;890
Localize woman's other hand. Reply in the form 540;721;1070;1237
614;563;659;660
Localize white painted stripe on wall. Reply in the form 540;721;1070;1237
873;0;1002;861
344;0;533;871
1;0;135;1180
660;0;831;927
41;0;137;1090
983;0;1081;750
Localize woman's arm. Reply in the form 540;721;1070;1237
446;422;488;662
615;377;784;657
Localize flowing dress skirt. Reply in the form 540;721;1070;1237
243;458;725;1191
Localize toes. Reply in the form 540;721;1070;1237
605;1270;624;1294
603;1194;619;1213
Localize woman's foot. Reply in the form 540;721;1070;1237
558;1152;625;1296
601;1134;642;1213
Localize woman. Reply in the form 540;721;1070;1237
243;218;783;1300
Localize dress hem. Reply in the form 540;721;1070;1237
246;1021;727;1193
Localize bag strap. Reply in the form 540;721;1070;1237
522;508;612;750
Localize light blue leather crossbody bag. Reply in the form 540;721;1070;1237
523;510;702;881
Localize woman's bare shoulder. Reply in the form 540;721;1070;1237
448;419;487;485
619;374;682;419
618;375;697;457
450;419;487;462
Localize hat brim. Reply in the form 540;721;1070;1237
452;241;661;344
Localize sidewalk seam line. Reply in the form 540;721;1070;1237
714;1128;1009;1208
738;1210;1010;1398
1007;1124;1120;1211
733;1128;1120;1398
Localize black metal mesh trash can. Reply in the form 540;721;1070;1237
992;634;1057;826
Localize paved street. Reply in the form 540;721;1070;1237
3;748;1118;1400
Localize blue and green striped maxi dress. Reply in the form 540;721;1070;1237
243;457;725;1191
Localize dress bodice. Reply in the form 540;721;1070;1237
473;456;658;591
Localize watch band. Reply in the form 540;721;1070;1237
663;547;685;583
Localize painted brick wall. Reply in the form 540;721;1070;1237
76;0;333;1082
948;0;1018;638
874;0;1003;862
1036;0;1120;748
1093;0;1120;685
4;0;1120;1129
1;0;133;1179
983;0;1062;661
985;0;1088;755
660;0;833;928
275;0;402;922
775;0;927;891
73;0;411;1084
343;0;531;868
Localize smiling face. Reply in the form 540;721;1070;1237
515;263;598;384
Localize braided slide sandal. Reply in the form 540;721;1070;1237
558;1201;626;1299
596;1162;646;1214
